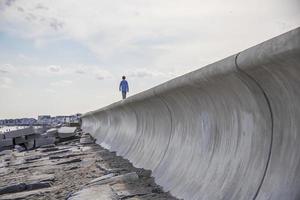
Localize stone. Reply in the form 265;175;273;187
58;127;77;138
56;158;81;165
88;173;116;185
26;134;42;140
0;183;27;195
35;136;55;148
24;139;35;150
4;127;34;139
46;128;58;137
88;172;139;186
25;155;42;162
0;186;61;200
33;127;49;134
80;133;95;144
67;185;116;200
111;183;152;198
0;138;13;148
14;136;27;145
14;145;25;152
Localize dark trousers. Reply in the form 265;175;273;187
122;92;127;99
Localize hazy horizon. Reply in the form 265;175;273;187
0;0;299;118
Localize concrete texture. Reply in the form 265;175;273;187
81;27;300;200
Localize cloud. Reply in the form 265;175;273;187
0;64;15;73
48;65;61;73
95;69;113;80
0;77;13;88
127;68;165;78
75;69;85;74
50;80;72;87
4;0;16;7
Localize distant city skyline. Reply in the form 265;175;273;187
0;0;299;118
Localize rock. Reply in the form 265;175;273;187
88;173;116;185
46;128;58;137
58;127;77;139
111;183;152;198
4;127;34;139
0;138;13;148
40;147;59;153
14;145;25;152
26;134;42;140
0;183;27;195
56;158;81;165
80;133;95;144
24;139;35;150
67;185;117;200
39;144;56;149
24;155;42;162
35;136;55;148
33;127;49;134
88;172;139;186
14;136;27;144
0;186;61;200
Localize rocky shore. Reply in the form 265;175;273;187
0;133;178;200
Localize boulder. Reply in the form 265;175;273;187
80;133;95;144
4;127;34;139
0;138;13;148
57;127;77;139
45;128;58;137
14;136;27;145
14;145;26;152
35;136;55;148
67;185;116;200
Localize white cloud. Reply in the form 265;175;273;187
0;64;15;73
48;65;61;73
50;80;72;87
0;77;13;88
0;0;299;73
95;69;113;80
127;68;166;78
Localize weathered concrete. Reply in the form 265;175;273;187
81;27;300;200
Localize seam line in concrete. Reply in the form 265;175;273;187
234;53;274;200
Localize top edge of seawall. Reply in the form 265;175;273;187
82;27;300;118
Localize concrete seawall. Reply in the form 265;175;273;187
81;27;300;200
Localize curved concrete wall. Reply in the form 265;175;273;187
82;27;300;200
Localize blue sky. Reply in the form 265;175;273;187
0;0;299;118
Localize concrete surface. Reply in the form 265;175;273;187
81;27;300;200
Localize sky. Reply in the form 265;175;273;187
0;0;299;119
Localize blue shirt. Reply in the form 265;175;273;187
119;80;129;92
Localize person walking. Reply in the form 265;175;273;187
119;76;129;99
